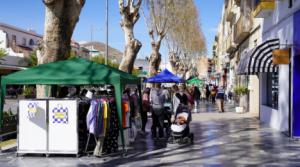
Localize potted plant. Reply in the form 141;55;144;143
233;86;249;113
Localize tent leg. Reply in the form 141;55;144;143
113;83;126;153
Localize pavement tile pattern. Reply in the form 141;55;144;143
1;101;300;167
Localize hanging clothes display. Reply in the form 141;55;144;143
103;98;119;154
122;95;131;128
85;97;120;156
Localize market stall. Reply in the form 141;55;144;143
186;77;204;88
0;58;142;155
145;69;184;83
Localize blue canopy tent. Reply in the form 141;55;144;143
145;69;184;83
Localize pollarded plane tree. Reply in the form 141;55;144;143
37;0;85;97
142;0;175;76
165;0;206;78
118;0;143;73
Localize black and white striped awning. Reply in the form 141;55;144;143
237;39;280;75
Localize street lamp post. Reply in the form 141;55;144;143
105;0;108;65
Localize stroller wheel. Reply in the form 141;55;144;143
189;133;194;144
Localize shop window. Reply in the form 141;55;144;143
266;72;279;109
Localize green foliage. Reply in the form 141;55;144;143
25;51;38;67
23;86;35;96
67;50;77;60
90;55;119;69
0;48;7;58
132;68;140;76
234;86;249;95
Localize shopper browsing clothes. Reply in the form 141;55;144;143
141;88;151;133
216;86;225;113
150;84;166;139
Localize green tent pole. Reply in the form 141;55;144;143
114;83;126;152
0;79;5;130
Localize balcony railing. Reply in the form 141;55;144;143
234;14;253;44
226;33;236;54
253;0;275;18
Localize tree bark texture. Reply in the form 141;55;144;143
118;0;142;73
169;51;179;74
149;44;161;76
37;0;85;98
41;0;85;63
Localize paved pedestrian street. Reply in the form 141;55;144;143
1;102;300;167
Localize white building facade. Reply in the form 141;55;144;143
0;22;43;74
257;0;300;134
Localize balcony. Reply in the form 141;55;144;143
234;14;253;44
253;0;275;18
226;33;236;54
226;0;235;22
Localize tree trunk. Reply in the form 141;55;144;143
119;27;142;73
37;0;85;98
41;0;85;63
149;45;161;76
118;0;142;73
169;51;179;74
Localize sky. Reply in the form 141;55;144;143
0;0;223;61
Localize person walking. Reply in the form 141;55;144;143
141;88;150;133
172;85;180;114
216;86;225;113
205;85;210;102
211;86;217;104
192;85;201;113
228;89;233;103
150;84;165;139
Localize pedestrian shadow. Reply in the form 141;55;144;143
88;117;294;166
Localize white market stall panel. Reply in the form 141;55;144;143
48;100;78;153
18;100;47;153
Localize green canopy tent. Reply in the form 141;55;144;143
0;58;142;152
186;77;204;87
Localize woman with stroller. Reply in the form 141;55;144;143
168;93;193;144
141;88;151;133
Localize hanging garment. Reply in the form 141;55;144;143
102;100;108;136
86;100;99;134
122;101;130;128
103;100;119;154
95;101;104;137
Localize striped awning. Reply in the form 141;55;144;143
237;39;280;75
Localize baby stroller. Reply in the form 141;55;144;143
168;103;194;144
163;103;173;137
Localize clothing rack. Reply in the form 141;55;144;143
83;97;120;156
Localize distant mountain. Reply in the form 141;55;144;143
81;41;123;63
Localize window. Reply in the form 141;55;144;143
29;39;34;46
12;35;16;42
266;72;279;109
22;38;26;46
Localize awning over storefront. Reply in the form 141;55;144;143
237;39;280;75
